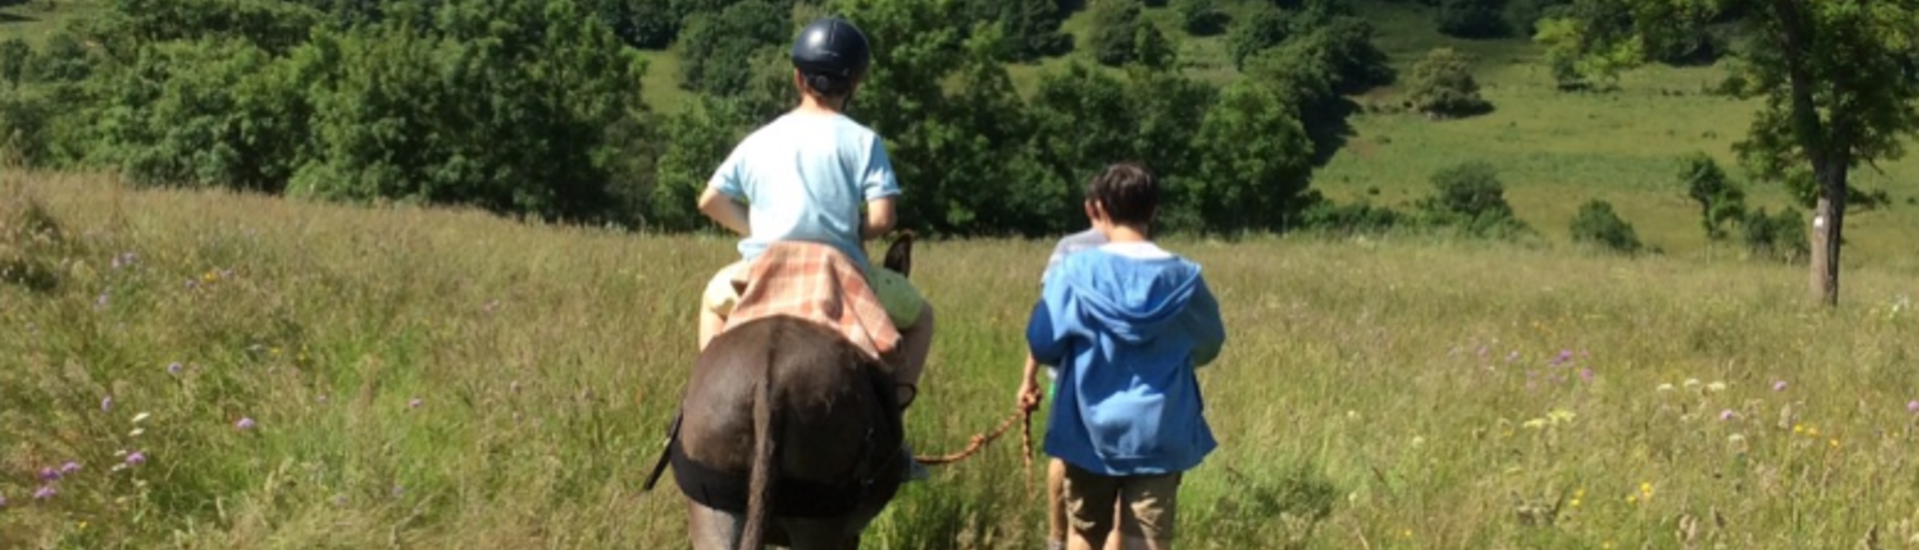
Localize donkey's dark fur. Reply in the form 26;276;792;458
678;234;916;550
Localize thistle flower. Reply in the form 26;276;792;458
59;462;80;476
236;417;256;431
37;467;60;482
1907;400;1918;414
408;398;423;410
1772;380;1788;392
101;395;113;412
1719;409;1735;421
125;452;146;466
32;486;54;501
167;362;183;375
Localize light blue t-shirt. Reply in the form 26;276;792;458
708;112;901;268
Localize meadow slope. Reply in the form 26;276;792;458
5;173;1918;549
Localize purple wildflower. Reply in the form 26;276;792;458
1719;409;1735;421
1772;380;1788;392
59;462;80;476
0;494;8;508
1579;368;1594;383
167;362;183;375
408;397;423;410
1551;349;1574;365
37;467;60;482
236;417;256;431
101;395;113;412
125;452;146;466
32;486;54;501
1907;400;1919;414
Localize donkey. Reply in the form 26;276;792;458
651;234;918;550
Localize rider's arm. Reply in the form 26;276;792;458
698;187;751;236
861;197;897;241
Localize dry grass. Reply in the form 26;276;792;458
4;172;1918;549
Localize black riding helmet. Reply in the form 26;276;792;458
791;17;871;92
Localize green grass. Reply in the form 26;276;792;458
6;173;1919;549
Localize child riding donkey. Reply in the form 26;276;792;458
694;16;936;481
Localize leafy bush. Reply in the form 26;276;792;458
290;0;647;223
1569;199;1643;253
676;0;788;96
1190;79;1318;234
1415;160;1528;237
1436;0;1508;38
1741;207;1808;264
31;33;94;84
1678;152;1745;241
0;39;29;89
1299;199;1403;236
1405;47;1491;118
1088;0;1145;66
1174;0;1229;36
1229;4;1292;70
94;39;308;192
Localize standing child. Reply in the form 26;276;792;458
1020;228;1111;550
1021;163;1226;550
696;16;936;481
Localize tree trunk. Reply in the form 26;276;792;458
1809;161;1846;306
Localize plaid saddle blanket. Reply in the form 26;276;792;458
726;241;900;362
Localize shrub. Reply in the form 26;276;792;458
1174;0;1229;36
1300;199;1403;236
1740;207;1808;264
1228;4;1292;70
1405;47;1491;118
1416;161;1528;237
1569;199;1643;253
1436;0;1508;39
1678;152;1745;241
1089;0;1145;66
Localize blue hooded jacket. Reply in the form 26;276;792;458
1027;243;1226;476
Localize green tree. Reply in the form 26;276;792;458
93;39;310;192
89;0;323;57
676;0;788;97
30;33;94;84
1228;3;1291;70
1088;0;1144;66
651;99;745;231
1173;0;1229;36
1569;199;1644;253
291;0;648;223
1436;0;1509;38
0;39;29;89
1561;0;1919;305
1190;79;1317;234
1405;47;1491;118
967;0;1072;60
1678;152;1746;242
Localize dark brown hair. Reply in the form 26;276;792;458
1086;162;1158;227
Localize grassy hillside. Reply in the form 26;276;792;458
6;173;1918;549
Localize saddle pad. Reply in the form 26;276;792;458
726;241;900;361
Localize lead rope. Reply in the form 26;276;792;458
912;405;1035;489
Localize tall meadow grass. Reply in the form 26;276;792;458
3;173;1916;549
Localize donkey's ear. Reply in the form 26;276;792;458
883;230;915;278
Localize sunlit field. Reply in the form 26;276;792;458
5;173;1917;549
